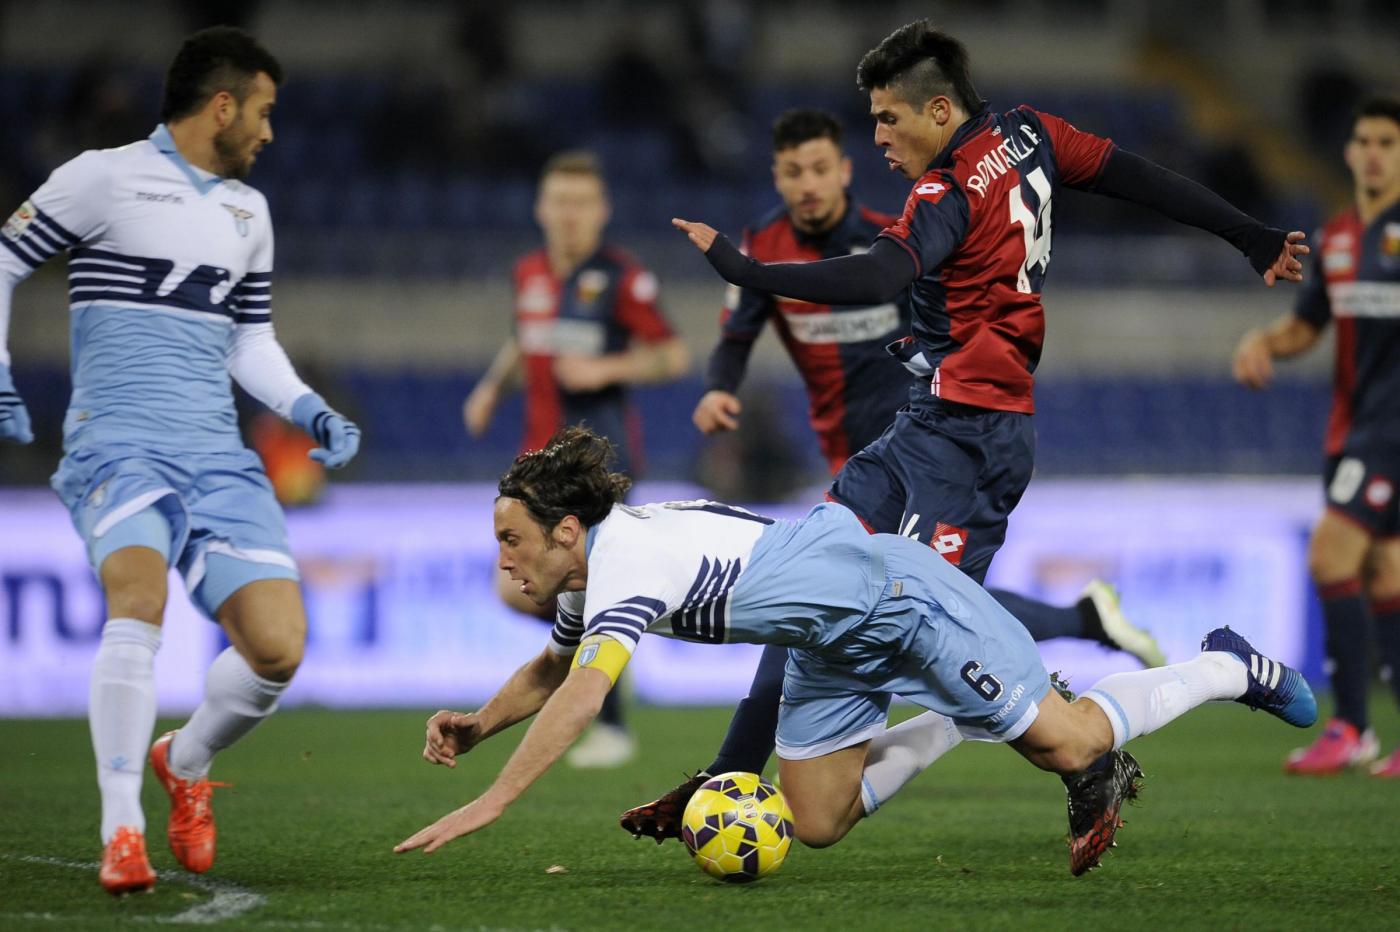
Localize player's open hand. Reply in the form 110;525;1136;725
692;390;742;433
1231;330;1275;389
423;709;484;768
1263;231;1309;287
672;218;719;253
394;796;505;854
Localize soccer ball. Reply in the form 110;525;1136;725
680;771;794;883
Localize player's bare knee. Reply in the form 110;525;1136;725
240;632;304;681
792;815;842;849
104;584;167;625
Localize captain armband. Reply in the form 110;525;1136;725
570;634;632;686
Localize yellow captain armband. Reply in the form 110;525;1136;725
570;634;632;686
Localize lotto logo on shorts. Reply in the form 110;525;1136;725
1366;476;1394;510
931;523;968;565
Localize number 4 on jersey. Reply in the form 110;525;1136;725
1009;166;1052;294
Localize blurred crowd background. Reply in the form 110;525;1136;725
2;0;1398;494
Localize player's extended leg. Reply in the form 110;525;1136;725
1044;628;1315;873
1366;538;1400;777
619;643;787;840
1287;510;1378;775
153;574;304;873
989;584;1166;668
93;537;170;895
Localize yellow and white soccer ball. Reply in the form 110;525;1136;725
680;771;794;883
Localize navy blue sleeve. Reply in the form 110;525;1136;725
705;337;754;393
1092;148;1288;277
701;234;916;305
1293;228;1331;329
877;173;971;277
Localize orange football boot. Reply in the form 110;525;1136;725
149;730;226;873
99;826;155;895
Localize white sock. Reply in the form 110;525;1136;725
859;711;964;815
169;647;289;780
1083;651;1247;748
90;618;162;843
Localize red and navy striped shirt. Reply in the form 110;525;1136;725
1295;200;1400;454
710;203;912;473
513;244;674;471
879;105;1115;413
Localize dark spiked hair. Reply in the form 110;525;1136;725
161;26;282;122
856;21;984;113
1356;96;1400;130
497;425;631;531
772;108;843;152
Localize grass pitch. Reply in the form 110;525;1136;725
3;700;1398;930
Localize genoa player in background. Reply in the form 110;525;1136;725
670;104;1167;847
634;20;1308;875
1233;96;1400;779
463;150;690;768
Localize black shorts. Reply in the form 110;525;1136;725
827;396;1034;585
1324;448;1400;538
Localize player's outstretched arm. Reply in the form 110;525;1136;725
672;218;917;305
1090;149;1309;284
0;360;33;444
395;665;611;854
425;648;572;767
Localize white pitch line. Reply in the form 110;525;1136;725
8;854;267;925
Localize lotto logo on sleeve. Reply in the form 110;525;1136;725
931;523;968;565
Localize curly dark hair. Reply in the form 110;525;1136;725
497;425;632;532
161;26;283;122
856;20;983;113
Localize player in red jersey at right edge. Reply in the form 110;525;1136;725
659;21;1307;875
1233;97;1400;778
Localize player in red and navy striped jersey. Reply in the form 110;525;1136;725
633;21;1308;874
463;151;690;767
1233;97;1400;779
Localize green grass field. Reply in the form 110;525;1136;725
3;701;1398;930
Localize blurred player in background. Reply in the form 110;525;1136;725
393;426;1316;862
1233;96;1400;778
463;150;690;767
649;20;1308;873
0;28;360;894
671;105;1166;835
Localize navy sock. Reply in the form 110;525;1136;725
1319;579;1373;731
598;682;625;728
1372;595;1400;710
989;588;1086;641
708;643;787;775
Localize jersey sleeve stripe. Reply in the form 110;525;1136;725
1;237;43;268
24;222;68;254
588;623;645;645
876;232;923;278
33;207;80;245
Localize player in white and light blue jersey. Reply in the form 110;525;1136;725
395;427;1317;868
0;28;359;895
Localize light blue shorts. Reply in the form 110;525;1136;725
52;445;299;618
769;520;1051;760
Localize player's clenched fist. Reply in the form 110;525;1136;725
422;709;484;768
692;390;742;433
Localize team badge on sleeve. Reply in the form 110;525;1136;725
2;200;35;241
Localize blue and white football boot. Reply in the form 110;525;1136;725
1200;626;1318;728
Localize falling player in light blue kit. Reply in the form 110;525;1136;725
395;427;1316;869
0;28;359;895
